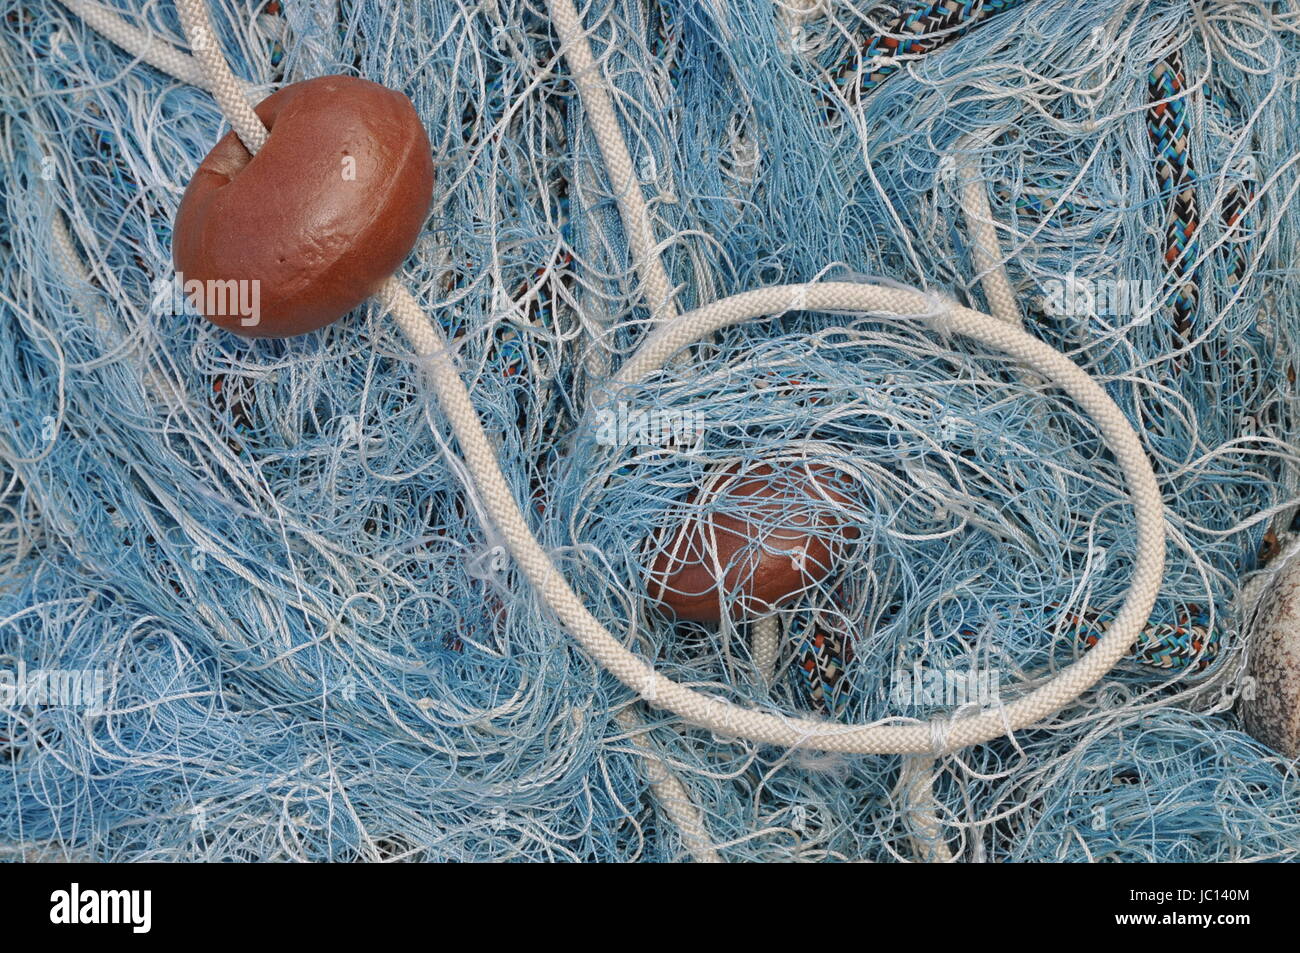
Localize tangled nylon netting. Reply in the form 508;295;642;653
3;0;1300;861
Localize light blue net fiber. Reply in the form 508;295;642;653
2;0;1299;861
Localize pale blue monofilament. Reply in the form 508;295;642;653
956;706;1300;862
2;0;1300;861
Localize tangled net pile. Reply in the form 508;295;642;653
3;0;1300;861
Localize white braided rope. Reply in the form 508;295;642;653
57;0;209;88
897;753;956;863
544;0;678;321
613;709;721;862
751;615;781;684
955;128;1022;327
174;0;267;152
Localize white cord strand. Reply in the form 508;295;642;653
613;709;722;862
954;128;1023;327
57;0;209;88
174;0;267;152
751;615;782;684
897;754;956;862
544;0;679;321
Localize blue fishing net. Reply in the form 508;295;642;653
2;0;1299;860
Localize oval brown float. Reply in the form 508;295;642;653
647;460;859;624
173;75;434;338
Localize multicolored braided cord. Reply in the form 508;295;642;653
834;0;1028;100
790;609;855;715
1148;51;1200;343
1071;602;1218;671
